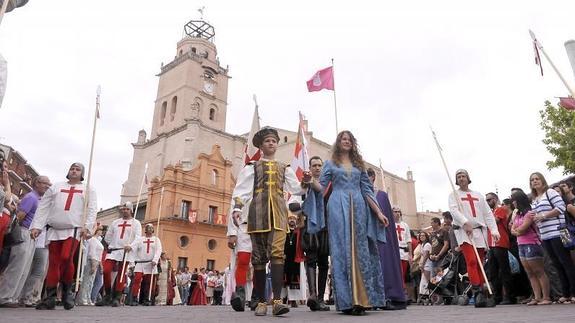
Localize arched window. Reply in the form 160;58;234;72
170;96;177;121
211;169;218;186
160;102;167;126
179;49;183;56
284;136;288;143
191;47;196;53
209;108;216;121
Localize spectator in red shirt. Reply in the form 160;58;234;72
486;192;514;305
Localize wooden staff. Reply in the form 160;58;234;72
0;0;10;26
148;186;164;301
75;86;101;292
155;187;165;235
120;163;148;283
430;127;493;295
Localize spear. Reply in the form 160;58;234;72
148;186;164;301
75;86;101;292
430;127;493;295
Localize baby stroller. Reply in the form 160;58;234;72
425;251;461;305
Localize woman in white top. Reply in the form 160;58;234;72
418;232;432;297
530;172;575;303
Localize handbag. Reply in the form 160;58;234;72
546;191;575;249
507;251;520;274
2;214;24;247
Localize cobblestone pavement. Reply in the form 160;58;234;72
3;303;575;323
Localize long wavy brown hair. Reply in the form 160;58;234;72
529;172;549;197
331;130;366;171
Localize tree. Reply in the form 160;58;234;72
539;100;575;175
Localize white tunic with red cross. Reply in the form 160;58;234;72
105;217;142;262
30;181;97;243
130;235;162;274
395;221;411;261
448;189;498;248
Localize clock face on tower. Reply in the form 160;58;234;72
203;80;215;95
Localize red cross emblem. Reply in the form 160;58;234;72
144;238;154;254
118;221;131;239
60;186;83;211
461;193;479;217
396;224;405;241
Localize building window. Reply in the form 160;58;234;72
160;102;167;126
181;200;191;219
211;169;218;186
206;259;215;271
178;257;188;270
191;47;196;53
135;205;145;221
209;108;215;121
179;235;190;248
208;239;217;251
208;206;217;224
170;96;177;121
179;49;183;56
284;136;288;143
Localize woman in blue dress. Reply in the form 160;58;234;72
305;130;389;315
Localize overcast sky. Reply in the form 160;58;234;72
1;0;574;212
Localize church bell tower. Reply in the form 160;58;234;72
150;20;230;138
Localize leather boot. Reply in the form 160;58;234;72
35;287;57;310
473;286;487;308
306;267;319;311
231;285;246;312
272;299;289;316
95;287;112;306
111;291;122;307
61;283;75;310
129;295;139;306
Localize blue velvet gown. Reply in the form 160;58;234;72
319;160;386;311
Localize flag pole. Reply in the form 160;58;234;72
0;0;9;27
119;162;148;283
75;86;101;292
530;30;575;97
378;159;387;193
430;127;493;295
331;58;339;136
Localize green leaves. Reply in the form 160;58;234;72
539;100;575;174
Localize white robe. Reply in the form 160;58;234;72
448;189;498;248
396;221;411;261
130;236;162;274
30;181;97;242
105;217;142;262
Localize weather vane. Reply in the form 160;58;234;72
198;6;206;20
